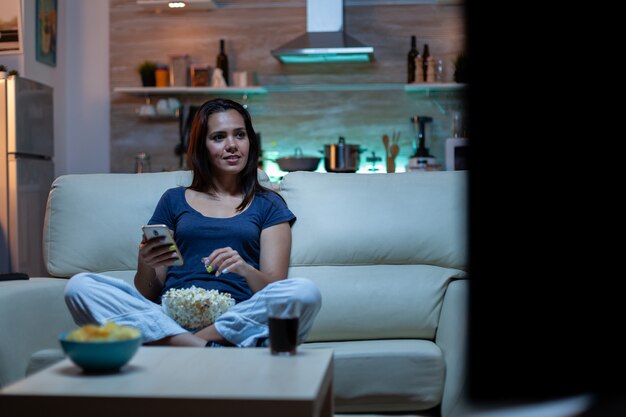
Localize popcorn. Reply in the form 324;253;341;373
162;286;235;331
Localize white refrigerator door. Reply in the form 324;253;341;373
6;156;54;276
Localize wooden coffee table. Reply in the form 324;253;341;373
0;346;334;417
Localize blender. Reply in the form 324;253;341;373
408;115;436;171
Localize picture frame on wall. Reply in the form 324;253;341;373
36;0;57;66
0;0;23;55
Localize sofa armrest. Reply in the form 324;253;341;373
436;278;469;417
0;278;75;388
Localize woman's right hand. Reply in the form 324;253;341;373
138;236;179;269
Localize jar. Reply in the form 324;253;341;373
155;65;169;87
169;54;190;87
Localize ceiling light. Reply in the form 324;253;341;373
136;0;218;11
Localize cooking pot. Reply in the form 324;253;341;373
274;147;321;172
322;137;363;173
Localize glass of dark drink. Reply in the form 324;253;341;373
266;298;301;356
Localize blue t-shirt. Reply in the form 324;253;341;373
148;187;295;303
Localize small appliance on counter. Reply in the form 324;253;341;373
322;136;363;173
407;115;438;171
445;137;468;171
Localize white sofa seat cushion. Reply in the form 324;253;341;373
291;265;465;342
303;339;444;413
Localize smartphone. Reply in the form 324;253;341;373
141;224;184;266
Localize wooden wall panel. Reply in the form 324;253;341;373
110;0;466;178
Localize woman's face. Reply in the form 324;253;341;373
205;109;250;175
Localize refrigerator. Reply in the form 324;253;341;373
0;76;54;277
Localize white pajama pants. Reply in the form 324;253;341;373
64;273;322;348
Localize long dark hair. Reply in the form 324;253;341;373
186;98;266;211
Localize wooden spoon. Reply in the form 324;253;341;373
388;143;400;173
382;134;390;158
390;143;400;159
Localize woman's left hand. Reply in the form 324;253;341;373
202;247;251;277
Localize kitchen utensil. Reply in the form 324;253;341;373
322;137;363;173
156;99;170;116
392;129;401;144
365;151;382;172
387;143;400;173
274;147;320;172
382;134;390;159
138;97;156;117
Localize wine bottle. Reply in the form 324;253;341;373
407;35;418;83
216;39;229;86
422;43;430;82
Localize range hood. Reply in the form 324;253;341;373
271;0;374;64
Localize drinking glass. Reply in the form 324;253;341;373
266;297;301;356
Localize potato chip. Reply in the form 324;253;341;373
66;322;141;342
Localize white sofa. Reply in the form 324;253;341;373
0;170;468;417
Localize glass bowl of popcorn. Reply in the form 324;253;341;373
162;286;235;331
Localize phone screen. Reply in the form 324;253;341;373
141;224;184;266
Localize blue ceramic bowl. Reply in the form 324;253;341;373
59;332;142;373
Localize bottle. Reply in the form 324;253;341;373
422;44;430;82
216;39;229;86
407;35;418;83
426;57;436;83
414;56;424;84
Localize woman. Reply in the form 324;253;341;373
64;98;321;347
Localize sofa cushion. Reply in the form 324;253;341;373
291;265;464;342
279;171;467;271
0;278;75;387
25;349;66;377
303;339;444;412
43;170;271;277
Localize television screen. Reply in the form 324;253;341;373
464;2;625;415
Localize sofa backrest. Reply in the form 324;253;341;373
43;170;272;277
279;171;467;342
280;171;467;270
